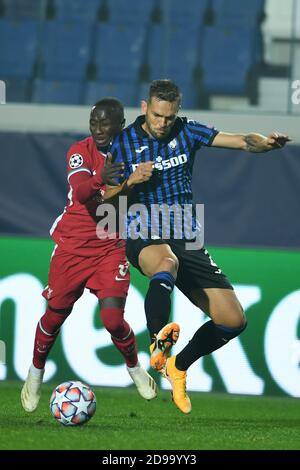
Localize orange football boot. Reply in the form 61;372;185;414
165;355;191;414
149;322;180;371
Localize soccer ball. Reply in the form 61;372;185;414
50;381;96;426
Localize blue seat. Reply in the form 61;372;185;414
200;27;256;95
94;23;147;81
145;25;163;79
3;0;47;20
107;0;155;24
84;80;136;107
209;1;264;64
3;78;31;103
175;80;199;109
32;79;83;104
163;24;201;82
53;0;101;22
41;21;93;80
146;24;201;83
212;0;265;27
160;0;209;26
0;19;39;78
137;82;151;103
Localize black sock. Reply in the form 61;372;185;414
144;271;175;343
175;320;247;371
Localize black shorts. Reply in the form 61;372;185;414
126;238;233;301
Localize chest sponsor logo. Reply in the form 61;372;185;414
131;154;187;172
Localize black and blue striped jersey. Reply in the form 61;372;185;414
110;115;218;240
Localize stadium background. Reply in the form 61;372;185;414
0;0;299;399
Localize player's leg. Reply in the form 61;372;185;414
165;289;244;415
174;246;246;371
90;248;157;400
174;287;246;372
165;287;245;414
21;247;85;412
128;239;180;371
99;296;138;368
21;303;73;412
32;304;73;369
164;244;246;414
139;243;178;338
99;296;157;400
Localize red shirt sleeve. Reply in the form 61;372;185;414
67;142;104;204
69;171;105;204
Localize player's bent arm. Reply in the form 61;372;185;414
69;170;104;204
69;160;125;204
212;131;291;153
103;180;131;202
103;161;154;202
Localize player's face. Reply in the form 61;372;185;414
89;106;124;148
142;97;179;140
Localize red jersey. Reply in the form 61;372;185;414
50;136;119;257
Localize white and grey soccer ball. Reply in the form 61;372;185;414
50;381;96;426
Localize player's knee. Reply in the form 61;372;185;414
223;304;246;331
159;256;179;276
48;304;73;316
236;307;247;331
106;321;126;337
215;320;247;341
100;307;126;337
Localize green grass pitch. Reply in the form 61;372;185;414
0;381;299;450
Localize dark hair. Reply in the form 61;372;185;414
148;79;181;105
92;97;124;121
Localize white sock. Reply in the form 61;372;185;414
30;364;44;376
127;361;141;372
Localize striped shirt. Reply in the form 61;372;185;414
110;115;218;240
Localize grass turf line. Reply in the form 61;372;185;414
0;381;299;450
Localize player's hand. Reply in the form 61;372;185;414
100;153;124;185
265;133;292;150
127;161;154;187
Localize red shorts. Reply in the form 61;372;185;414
42;243;130;309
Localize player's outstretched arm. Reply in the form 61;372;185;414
212;131;291;153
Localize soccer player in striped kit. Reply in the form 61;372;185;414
21;98;157;412
108;79;290;414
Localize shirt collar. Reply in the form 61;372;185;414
133;115;149;138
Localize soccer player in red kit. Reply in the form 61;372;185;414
21;98;157;412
